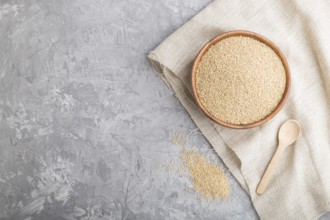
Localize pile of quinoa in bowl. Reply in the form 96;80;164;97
192;31;290;128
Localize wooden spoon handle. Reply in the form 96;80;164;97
257;145;285;195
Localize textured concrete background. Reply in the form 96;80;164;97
0;0;329;219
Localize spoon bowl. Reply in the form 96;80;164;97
278;119;301;146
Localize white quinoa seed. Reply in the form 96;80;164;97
196;36;286;125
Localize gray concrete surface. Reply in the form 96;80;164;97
0;0;329;219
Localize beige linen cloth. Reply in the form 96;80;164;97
148;0;330;219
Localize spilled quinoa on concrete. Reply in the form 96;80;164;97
195;36;286;125
180;149;230;199
166;131;230;200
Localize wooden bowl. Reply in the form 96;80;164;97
191;30;290;129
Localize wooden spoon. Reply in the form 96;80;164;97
256;119;301;195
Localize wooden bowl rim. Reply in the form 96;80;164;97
191;30;291;129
